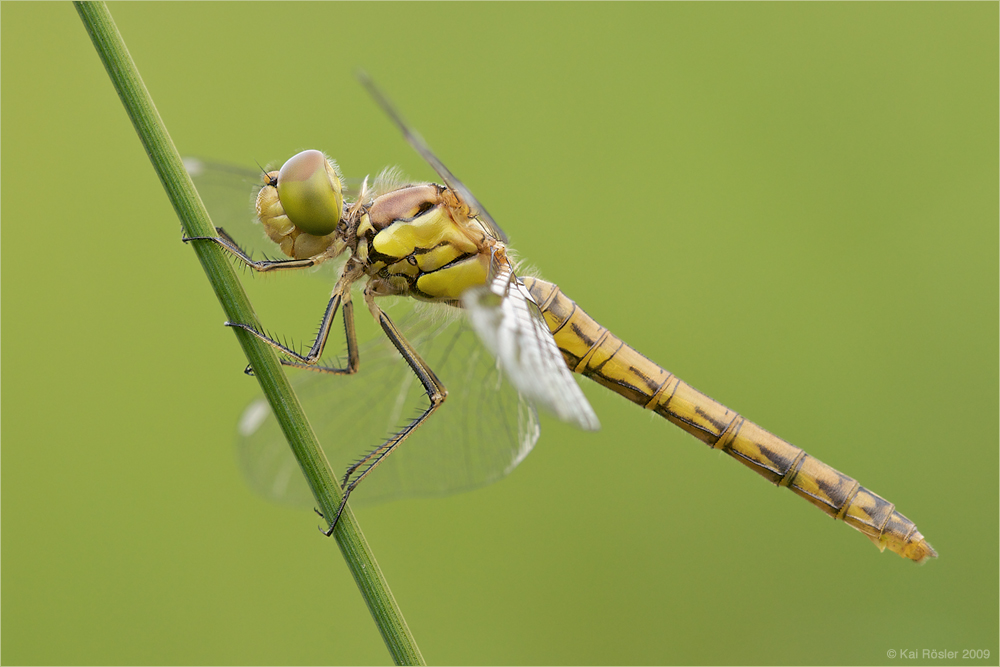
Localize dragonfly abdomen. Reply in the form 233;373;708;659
523;277;936;563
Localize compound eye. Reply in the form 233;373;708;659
276;150;344;236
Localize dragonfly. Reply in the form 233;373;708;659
185;74;936;563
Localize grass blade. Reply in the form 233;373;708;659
73;3;424;663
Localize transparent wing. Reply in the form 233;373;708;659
237;300;540;508
357;71;510;244
184;157;270;253
463;269;600;432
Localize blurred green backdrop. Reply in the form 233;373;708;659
2;3;997;665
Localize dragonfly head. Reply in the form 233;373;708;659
256;150;348;259
275;150;344;235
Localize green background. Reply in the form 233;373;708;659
3;3;997;665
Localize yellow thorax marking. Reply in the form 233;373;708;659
416;255;489;300
414;243;464;273
386;258;421;279
356;214;374;238
372;206;478;260
356;237;369;263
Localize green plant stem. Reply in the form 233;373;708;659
74;3;424;664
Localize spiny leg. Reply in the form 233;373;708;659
281;290;359;374
187;226;363;370
183;227;324;272
232;262;368;376
227;285;360;373
318;291;447;536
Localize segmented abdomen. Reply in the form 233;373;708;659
524;277;936;563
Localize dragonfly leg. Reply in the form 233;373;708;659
227;275;363;374
318;291;448;537
280;288;360;374
183;227;324;272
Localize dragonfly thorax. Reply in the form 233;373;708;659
356;183;494;302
